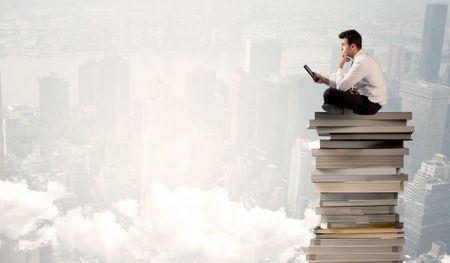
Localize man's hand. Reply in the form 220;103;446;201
338;54;347;69
313;72;328;85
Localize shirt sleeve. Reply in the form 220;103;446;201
335;61;368;91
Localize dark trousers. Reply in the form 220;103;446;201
323;87;381;115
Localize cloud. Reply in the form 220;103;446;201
113;198;139;218
0;180;60;240
442;255;450;263
54;208;128;262
54;184;317;262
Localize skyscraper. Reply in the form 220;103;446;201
0;72;4;177
229;68;258;148
39;72;70;122
418;3;448;83
387;44;413;81
286;139;313;218
400;80;450;171
254;77;289;170
403;154;450;257
244;38;282;78
187;67;219;124
95;56;130;135
78;60;96;107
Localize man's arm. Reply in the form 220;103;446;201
313;73;336;88
335;60;368;91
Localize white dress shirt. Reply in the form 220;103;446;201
329;49;387;105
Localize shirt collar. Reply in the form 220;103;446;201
354;49;364;59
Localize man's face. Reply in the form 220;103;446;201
340;38;354;58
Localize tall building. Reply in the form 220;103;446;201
229;68;258;148
39;72;70;122
78;60;96;107
0;73;4;178
286;139;313;218
187;67;219;125
400;81;450;171
95;56;130;135
443;101;450;158
254;77;289;170
403;154;450;257
418;3;448;83
387;44;413;81
244;38;282;78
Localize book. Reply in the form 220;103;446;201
315;206;395;215
319;140;404;149
311;173;408;183
316;156;404;162
314;226;403;234
315;161;404;169
315;233;404;239
317;126;414;135
308;246;402;254
310;238;405;247
312;148;409;156
306;253;402;261
314;181;404;192
320;199;398;207
321;213;399;223
314;111;412;120
322;222;402;229
320;193;398;200
326;133;412;140
311;167;400;176
308;119;407;128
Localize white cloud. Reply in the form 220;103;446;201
113;198;139;218
54;208;128;263
59;184;316;262
0;180;59;240
442;255;450;263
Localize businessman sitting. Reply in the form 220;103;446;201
313;29;386;115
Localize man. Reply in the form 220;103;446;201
313;29;386;115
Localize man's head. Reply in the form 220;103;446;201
339;29;362;58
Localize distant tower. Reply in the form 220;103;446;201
244;38;282;78
39;72;70;122
78;60;96;107
0;72;4;177
418;3;448;83
95;56;130;135
403;154;450;257
400;81;450;171
286;139;313;218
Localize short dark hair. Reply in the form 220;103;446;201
339;29;362;49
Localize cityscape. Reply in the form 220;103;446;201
0;0;450;262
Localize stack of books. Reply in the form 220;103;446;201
306;111;413;263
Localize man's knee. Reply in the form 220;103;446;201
323;87;336;102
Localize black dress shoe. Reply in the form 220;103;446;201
321;103;344;114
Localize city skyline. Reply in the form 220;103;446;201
0;0;450;262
